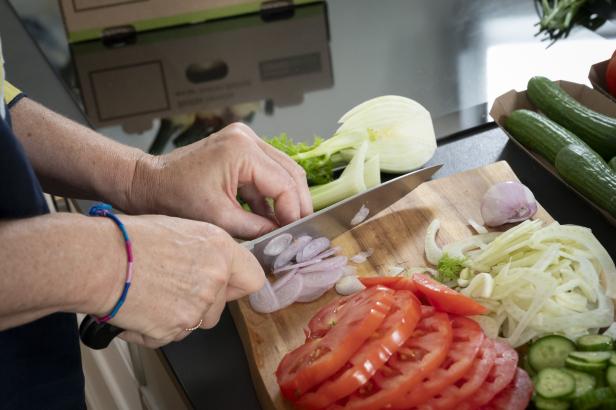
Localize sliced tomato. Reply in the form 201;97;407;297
296;291;422;410
419;338;497;410
358;276;417;293
339;307;453;410
305;286;393;339
277;287;394;400
390;316;485;408
457;341;518;409
481;368;533;410
412;273;488;316
606;50;616;97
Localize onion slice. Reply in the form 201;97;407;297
315;246;341;260
468;218;488;234
249;280;280;313
298;256;348;274
296;237;331;262
263;233;293;257
273;259;322;275
273;273;304;310
335;276;366;295
350;204;370;226
350;248;373;264
296;284;331;303
272;269;297;291
273;235;312;269
302;268;344;288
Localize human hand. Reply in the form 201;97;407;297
91;214;265;348
129;123;312;239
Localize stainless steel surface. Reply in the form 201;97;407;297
244;164;441;265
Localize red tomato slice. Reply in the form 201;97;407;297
358;276;418;293
480;368;533;410
419;338;497;410
412;273;488;316
276;287;395;400
339;307;453;410
390;316;485;408
296;291;422;410
457;341;518;409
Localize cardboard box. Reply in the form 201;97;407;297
71;2;332;132
490;81;616;226
589;59;614;103
59;0;320;43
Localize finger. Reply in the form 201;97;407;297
226;241;266;298
201;287;227;329
253;137;313;217
212;198;278;239
246;150;302;226
173;329;193;342
235;123;313;218
238;185;275;221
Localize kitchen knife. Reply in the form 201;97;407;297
79;164;442;349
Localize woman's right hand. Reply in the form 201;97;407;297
89;214;265;348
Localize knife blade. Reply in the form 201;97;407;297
79;164;441;349
244;164;442;265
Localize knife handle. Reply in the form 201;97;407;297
79;314;124;349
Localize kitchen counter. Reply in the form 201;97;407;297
1;1;615;409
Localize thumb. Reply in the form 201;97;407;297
214;200;278;239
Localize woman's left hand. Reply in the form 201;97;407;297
128;122;312;239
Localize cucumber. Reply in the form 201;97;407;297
504;109;589;164
534;396;571;410
570;352;613;364
555;144;616;218
530;335;577;372
607;367;616;393
573;387;616;410
565;369;597;398
610;157;616;172
610;353;616;367
536;368;576;399
577;335;614;352
527;76;616;159
566;357;608;372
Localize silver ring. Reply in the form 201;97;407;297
185;319;203;332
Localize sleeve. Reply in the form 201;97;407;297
3;80;25;108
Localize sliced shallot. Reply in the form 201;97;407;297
249;280;280;314
342;265;357;277
263;233;293;257
315;246;341;260
273;235;312;269
296;284;331;303
385;265;405;276
297;256;348;274
350;248;373;264
272;269;297;291
302;268;344;288
273;273;304;310
350;204;370;226
296;237;331;262
335;276;366;296
273;259;322;275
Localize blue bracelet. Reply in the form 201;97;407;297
88;203;134;323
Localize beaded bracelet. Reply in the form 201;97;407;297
88;203;134;323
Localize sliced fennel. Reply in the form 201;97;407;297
425;219;615;347
363;154;381;189
310;141;368;210
294;95;436;173
424;219;442;265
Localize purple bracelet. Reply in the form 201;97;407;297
89;203;134;323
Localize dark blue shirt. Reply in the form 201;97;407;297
0;101;86;409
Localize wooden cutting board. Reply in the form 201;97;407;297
229;161;553;410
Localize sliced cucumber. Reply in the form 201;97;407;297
577;335;614;352
611;353;616;367
536;368;576;399
565;369;597;398
534;396;570;410
566;357;609;372
570;352;612;364
607;366;616;394
572;387;616;410
530;335;577;372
